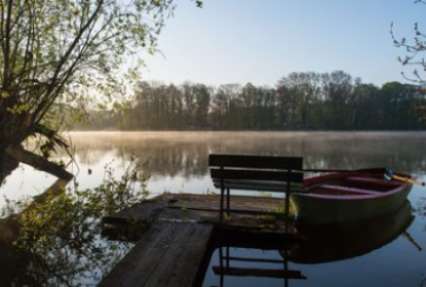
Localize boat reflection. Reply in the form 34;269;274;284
202;200;415;287
288;200;414;264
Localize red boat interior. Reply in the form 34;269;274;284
305;173;404;196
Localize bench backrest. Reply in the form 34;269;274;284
209;154;303;192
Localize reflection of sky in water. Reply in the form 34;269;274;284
0;164;57;208
3;131;426;211
4;131;426;203
203;238;426;287
203;185;426;287
2;132;426;286
3;131;426;213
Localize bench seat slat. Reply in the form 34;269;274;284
346;176;399;187
213;179;304;192
319;184;381;195
211;168;304;183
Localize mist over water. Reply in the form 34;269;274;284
70;131;426;176
4;131;426;214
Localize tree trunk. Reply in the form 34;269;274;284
0;151;19;185
5;145;73;180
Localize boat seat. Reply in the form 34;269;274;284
319;184;381;195
346;176;399;188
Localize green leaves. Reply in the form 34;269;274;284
3;161;148;285
6;102;32;115
0;90;10;99
0;0;201;150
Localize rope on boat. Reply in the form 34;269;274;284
385;168;425;186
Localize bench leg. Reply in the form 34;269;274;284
226;187;230;216
219;247;224;287
220;184;224;222
226;245;230;268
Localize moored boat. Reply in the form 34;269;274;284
291;169;413;224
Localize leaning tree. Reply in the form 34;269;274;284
0;0;201;182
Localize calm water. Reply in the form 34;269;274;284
2;131;426;286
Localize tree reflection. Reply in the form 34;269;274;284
0;162;148;286
68;132;426;178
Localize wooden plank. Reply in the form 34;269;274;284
100;222;213;287
319;184;381;195
169;206;286;217
210;168;304;183
102;193;286;227
212;179;304;192
209;154;303;170
167;193;283;210
346;176;399;188
144;223;213;286
212;266;306;279
100;222;173;287
102;198;168;225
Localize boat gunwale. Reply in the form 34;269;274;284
297;172;412;200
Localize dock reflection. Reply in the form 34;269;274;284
201;200;415;287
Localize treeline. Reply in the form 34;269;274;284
77;71;426;130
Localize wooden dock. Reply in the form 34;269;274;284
100;193;300;287
100;221;213;287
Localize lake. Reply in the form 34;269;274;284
1;131;426;286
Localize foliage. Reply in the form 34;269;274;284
75;71;426;131
0;0;200;151
392;0;426;83
2;160;148;286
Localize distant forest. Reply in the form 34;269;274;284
75;71;426;130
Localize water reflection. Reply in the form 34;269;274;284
202;201;417;287
1;132;426;286
0;163;146;286
288;200;414;263
68;131;426;179
5;131;424;199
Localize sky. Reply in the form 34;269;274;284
141;0;426;87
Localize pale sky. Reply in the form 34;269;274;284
141;0;426;86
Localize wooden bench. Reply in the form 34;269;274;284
208;154;303;222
